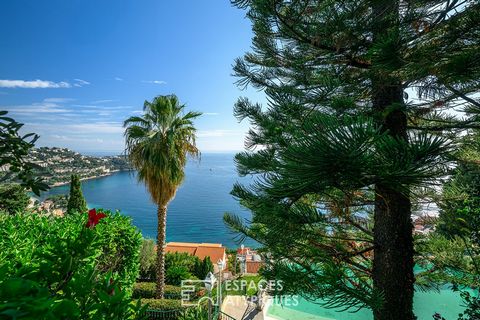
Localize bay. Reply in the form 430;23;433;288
41;153;255;248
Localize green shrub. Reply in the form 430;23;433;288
166;266;194;286
94;210;143;293
0;184;30;215
193;257;214;280
177;306;209;320
140;251;212;282
141;298;183;311
165;252;199;273
133;282;182;299
139;239;156;280
0;210;144;319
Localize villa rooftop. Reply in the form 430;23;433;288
165;242;227;271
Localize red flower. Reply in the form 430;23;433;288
85;209;106;228
109;278;116;296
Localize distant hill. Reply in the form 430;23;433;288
20;147;131;187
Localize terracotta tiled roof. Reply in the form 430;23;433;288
195;246;225;264
246;261;264;274
165;244;197;255
164;242;226;269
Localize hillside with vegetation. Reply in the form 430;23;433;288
1;147;130;187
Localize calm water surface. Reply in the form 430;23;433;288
41;153;254;248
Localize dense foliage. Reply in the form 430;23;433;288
417;132;480;319
124;95;201;298
418;149;480;319
139;246;213;283
227;252;240;275
139;299;182;311
132;283;182;299
193;256;214;280
437;133;480;238
139;239;157;280
0;183;30;214
0;209;144;319
165;266;194;286
225;1;480;320
177;306;209;320
67;174;88;215
165;252;198;273
0;111;48;195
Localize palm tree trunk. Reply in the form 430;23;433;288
156;205;167;299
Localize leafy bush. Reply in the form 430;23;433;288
227;253;240;275
165;252;198;272
140;250;213;282
141;298;183;311
166;266;194;286
94;210;143;293
0;210;144;319
139;239;157;280
193;257;214;280
133;282;182;299
177;306;209;320
0;184;30;214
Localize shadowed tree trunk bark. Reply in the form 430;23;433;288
156;205;167;299
373;183;414;320
371;81;415;320
370;1;415;319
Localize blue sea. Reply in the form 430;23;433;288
40;153;255;248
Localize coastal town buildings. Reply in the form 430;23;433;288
236;247;264;274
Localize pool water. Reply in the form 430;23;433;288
267;289;472;320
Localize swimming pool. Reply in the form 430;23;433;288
265;288;471;320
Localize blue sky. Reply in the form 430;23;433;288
0;1;264;153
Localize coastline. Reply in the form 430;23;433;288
50;169;130;187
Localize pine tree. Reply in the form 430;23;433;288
66;174;87;215
224;1;480;319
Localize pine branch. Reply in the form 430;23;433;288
272;2;371;69
445;85;480;110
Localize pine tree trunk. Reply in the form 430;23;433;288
373;184;414;320
156;205;167;299
371;82;415;320
370;1;415;319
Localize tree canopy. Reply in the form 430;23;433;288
66;174;88;215
124;95;201;207
0;111;48;195
225;1;480;319
0;184;30;215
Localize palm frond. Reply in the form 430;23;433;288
123;95;201;205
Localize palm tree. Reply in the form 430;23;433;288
124;95;201;298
